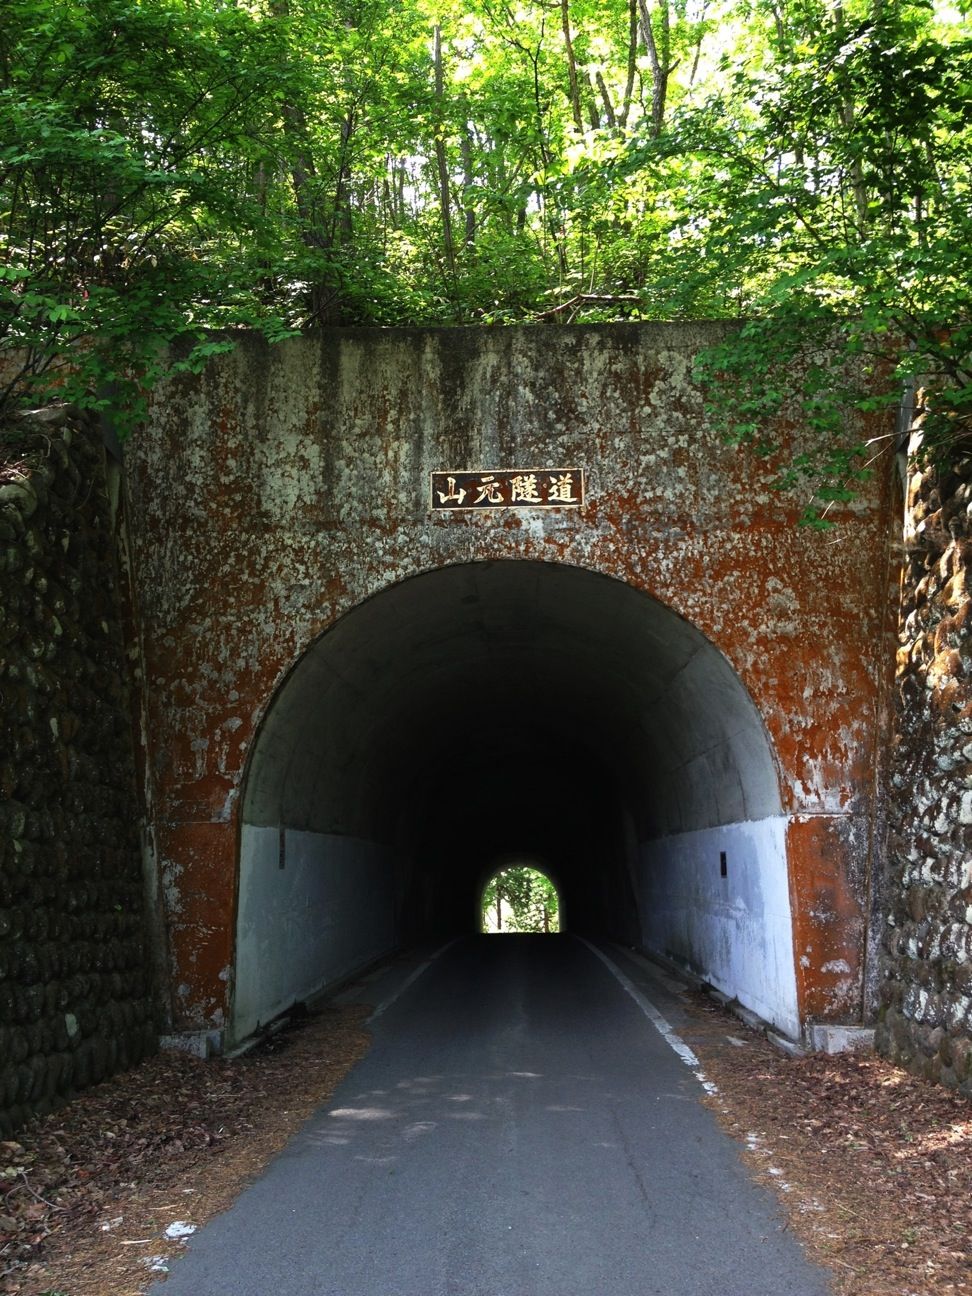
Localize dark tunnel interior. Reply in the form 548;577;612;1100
232;560;794;1044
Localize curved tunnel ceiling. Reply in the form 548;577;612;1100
242;561;783;844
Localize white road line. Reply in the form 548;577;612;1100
367;938;460;1022
580;940;719;1095
583;942;812;1199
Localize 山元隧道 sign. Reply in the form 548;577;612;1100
431;469;585;511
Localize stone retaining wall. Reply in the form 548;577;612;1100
0;408;156;1134
878;443;972;1095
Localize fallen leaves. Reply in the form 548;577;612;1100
0;1005;370;1296
686;994;972;1296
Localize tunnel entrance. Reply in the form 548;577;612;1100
234;560;799;1045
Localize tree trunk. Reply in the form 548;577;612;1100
833;4;869;230
560;0;584;131
620;0;638;129
595;71;617;129
461;119;476;249
433;25;456;278
270;0;344;324
587;78;601;130
332;110;355;251
636;0;670;138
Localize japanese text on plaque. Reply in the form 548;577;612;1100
430;469;585;511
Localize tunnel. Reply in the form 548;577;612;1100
234;560;801;1044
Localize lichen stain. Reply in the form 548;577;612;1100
154;820;237;1028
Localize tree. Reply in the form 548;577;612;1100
0;0;297;429
627;1;972;520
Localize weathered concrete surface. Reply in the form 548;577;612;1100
235;828;400;1041
639;817;800;1037
125;325;899;1043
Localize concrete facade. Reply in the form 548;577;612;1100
124;325;898;1046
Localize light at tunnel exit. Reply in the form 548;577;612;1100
482;865;561;934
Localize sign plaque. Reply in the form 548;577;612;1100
431;468;585;511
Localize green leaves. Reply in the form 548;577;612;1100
0;0;968;497
483;866;560;934
0;0;297;427
668;5;972;517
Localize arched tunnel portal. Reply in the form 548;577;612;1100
235;560;800;1045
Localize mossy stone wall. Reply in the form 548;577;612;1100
0;409;156;1134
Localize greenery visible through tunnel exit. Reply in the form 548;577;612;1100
482;867;559;935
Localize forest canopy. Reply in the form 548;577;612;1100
1;0;969;508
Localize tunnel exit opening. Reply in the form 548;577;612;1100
481;861;561;934
233;560;800;1047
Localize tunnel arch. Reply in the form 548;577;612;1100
233;560;800;1044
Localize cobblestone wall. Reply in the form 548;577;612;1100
0;408;156;1134
878;444;972;1096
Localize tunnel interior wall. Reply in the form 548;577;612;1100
639;818;799;1037
615;618;802;1035
123;326;898;1041
235;561;797;1041
234;827;400;1042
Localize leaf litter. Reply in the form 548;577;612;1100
682;993;971;1296
0;1004;370;1296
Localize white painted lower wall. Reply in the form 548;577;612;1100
637;816;801;1039
233;825;401;1044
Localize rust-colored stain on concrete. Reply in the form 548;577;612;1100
155;820;236;1027
125;326;899;1036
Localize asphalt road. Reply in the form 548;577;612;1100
152;936;832;1296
